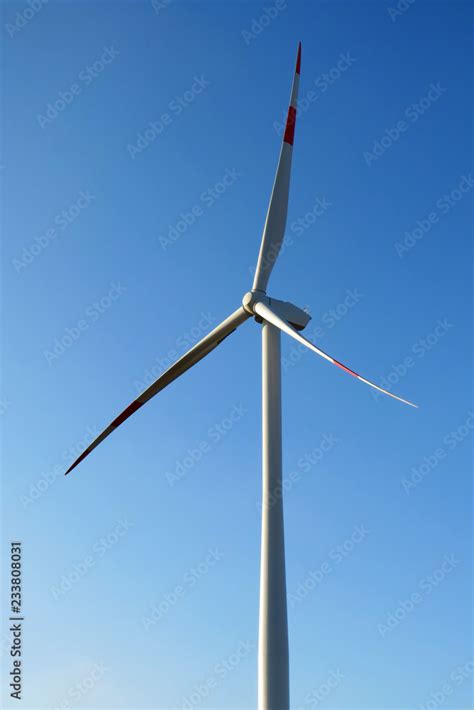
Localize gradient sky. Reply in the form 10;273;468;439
1;1;472;708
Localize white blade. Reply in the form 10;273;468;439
252;43;301;294
254;301;418;408
65;306;250;474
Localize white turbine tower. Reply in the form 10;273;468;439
66;43;416;709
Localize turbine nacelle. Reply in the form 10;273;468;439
242;292;311;332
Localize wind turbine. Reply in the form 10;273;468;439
65;42;416;709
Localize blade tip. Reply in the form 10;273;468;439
296;42;302;74
65;461;78;475
64;448;89;475
400;397;418;409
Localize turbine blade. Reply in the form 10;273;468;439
252;42;301;294
254;301;418;408
65;306;250;475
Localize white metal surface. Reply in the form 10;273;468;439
242;292;311;330
64;306;250;474
258;322;289;709
254;300;417;407
252;44;301;294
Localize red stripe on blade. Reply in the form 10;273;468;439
283;106;297;145
334;361;358;377
296;42;301;75
111;399;143;428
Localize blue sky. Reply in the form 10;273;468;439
1;0;472;708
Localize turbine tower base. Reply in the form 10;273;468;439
258;322;289;710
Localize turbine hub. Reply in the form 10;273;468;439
242;291;262;315
242;292;311;331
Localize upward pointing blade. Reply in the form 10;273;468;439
254;301;418;408
252;43;301;294
65;306;250;475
